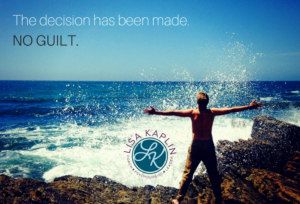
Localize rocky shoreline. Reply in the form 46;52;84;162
1;115;300;203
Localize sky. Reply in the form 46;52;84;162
0;0;300;81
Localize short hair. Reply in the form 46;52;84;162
197;92;209;108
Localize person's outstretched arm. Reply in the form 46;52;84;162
143;106;193;117
211;99;263;116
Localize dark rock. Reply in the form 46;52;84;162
194;165;300;204
53;175;73;182
221;173;267;204
252;115;300;151
246;168;300;203
216;115;300;174
217;138;286;174
144;185;155;191
284;151;300;183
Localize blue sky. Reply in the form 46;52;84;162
0;0;299;81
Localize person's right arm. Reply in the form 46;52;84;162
211;99;263;116
143;106;193;117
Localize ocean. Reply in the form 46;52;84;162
0;80;300;188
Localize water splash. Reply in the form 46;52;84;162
4;40;300;189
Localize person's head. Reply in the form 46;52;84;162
197;92;209;109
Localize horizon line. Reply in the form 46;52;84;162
0;80;299;82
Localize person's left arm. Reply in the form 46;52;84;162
143;106;193;117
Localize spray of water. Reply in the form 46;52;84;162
1;39;267;188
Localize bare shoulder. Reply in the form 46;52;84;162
175;108;194;117
210;108;217;112
191;108;198;114
208;108;218;115
210;107;232;116
185;108;195;115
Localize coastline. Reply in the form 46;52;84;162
1;115;300;203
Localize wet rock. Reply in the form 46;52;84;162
216;139;284;173
251;116;300;149
193;170;265;204
0;173;194;203
144;185;156;191
217;115;300;174
53;175;74;182
193;174;215;204
246;169;300;203
284;151;300;183
250;115;300;174
195;165;300;204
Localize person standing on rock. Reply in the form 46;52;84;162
144;92;263;204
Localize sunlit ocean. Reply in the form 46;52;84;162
0;80;299;187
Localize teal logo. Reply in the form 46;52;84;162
132;138;168;174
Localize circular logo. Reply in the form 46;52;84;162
132;137;168;174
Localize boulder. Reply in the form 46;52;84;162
216;139;283;173
194;165;300;204
251;115;300;151
246;168;300;203
284;151;300;183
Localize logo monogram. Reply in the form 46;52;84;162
133;141;166;169
124;130;176;177
132;138;168;174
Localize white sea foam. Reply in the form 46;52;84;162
11;114;253;188
279;108;300;127
260;97;273;101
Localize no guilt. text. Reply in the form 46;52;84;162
13;35;77;46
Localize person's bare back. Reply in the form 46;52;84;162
191;108;214;140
